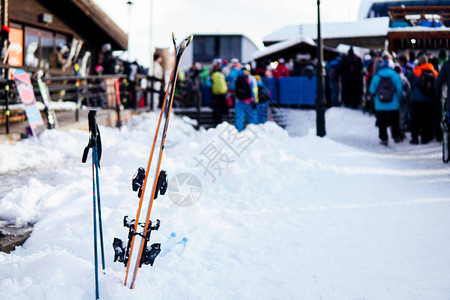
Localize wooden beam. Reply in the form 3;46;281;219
71;0;127;50
388;30;450;39
388;6;450;21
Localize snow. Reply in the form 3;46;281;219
263;17;389;44
1;107;450;299
252;37;317;60
3;101;77;112
388;26;450;32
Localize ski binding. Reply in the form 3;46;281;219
113;216;161;267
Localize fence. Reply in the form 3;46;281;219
0;70;168;134
262;76;317;107
200;75;317;107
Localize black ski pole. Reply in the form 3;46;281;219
82;110;102;299
93;133;105;271
91;146;100;300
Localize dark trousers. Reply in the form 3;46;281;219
411;102;434;143
376;110;401;141
211;93;228;125
342;79;362;108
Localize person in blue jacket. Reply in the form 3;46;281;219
369;56;403;146
234;69;258;132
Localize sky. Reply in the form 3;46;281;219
93;0;364;67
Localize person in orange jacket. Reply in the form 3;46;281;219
408;54;439;144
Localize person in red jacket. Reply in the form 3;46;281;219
273;58;290;78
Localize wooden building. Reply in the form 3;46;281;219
263;1;450;54
387;5;450;52
6;0;127;73
180;34;259;69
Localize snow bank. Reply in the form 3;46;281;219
1;108;450;299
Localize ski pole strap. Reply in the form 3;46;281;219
82;110;101;163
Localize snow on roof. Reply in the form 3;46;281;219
388;26;450;32
252;36;317;60
263;17;390;44
336;44;371;57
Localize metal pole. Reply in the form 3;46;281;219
75;81;80;122
1;0;8;27
149;0;154;74
150;75;154;111
91;149;99;300
316;0;326;137
127;1;133;63
94;144;105;272
5;82;9;134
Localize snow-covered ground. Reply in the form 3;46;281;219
1;107;450;300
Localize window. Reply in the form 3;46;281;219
41;37;53;69
219;36;241;61
25;33;39;68
23;27;69;69
193;36;243;63
193;36;216;63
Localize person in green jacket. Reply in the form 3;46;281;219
208;64;228;126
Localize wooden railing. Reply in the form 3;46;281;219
0;68;166;133
0;66;205;133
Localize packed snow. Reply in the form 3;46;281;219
1;107;450;300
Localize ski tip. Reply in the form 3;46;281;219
172;33;177;46
177;35;193;51
184;35;193;48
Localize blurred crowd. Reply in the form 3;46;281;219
182;58;272;132
88;42;450;142
327;47;449;146
180;47;450;143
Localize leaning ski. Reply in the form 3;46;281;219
112;34;192;289
13;69;46;137
37;71;59;129
129;34;192;289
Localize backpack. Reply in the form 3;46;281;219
418;70;436;97
211;71;227;95
377;76;395;103
258;86;270;103
235;75;252;100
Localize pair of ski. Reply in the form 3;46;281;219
113;34;192;289
82;111;105;300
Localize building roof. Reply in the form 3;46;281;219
263;17;390;46
357;0;450;20
252;36;339;61
36;0;128;50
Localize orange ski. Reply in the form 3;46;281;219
112;34;193;290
